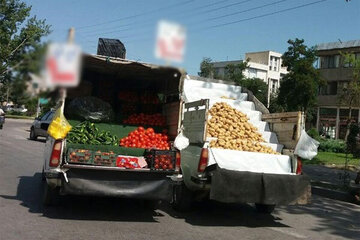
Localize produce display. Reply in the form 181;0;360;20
123;113;166;126
67;121;118;145
93;151;116;166
116;156;147;169
68;149;92;164
119;126;170;150
153;154;174;170
207;102;279;154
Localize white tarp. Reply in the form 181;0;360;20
209;148;294;175
183;78;246;102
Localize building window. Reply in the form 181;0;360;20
321;55;340;68
319;82;338;95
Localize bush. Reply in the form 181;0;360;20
307;128;321;141
318;139;346;153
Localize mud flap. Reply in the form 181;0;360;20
61;168;174;201
209;167;311;205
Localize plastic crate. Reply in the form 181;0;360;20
67;148;93;164
93;151;117;166
145;149;176;171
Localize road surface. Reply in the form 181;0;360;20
0;119;359;240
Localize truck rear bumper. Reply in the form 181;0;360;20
209;167;311;205
57;167;181;202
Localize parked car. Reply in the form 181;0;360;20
30;110;55;140
0;108;5;129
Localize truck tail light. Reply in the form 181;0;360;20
296;157;302;175
49;140;62;167
198;148;209;173
175;151;181;172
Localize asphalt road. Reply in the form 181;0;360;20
0;119;360;240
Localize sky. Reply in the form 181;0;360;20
25;0;360;74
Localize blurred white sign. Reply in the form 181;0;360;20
45;43;82;87
155;20;186;63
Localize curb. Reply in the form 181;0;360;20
311;181;359;204
6;115;35;120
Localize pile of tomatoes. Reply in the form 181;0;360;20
123;113;166;126
119;127;170;150
154;155;173;170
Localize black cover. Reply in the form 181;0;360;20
65;96;115;122
61;168;174;201
97;38;126;58
210;167;310;205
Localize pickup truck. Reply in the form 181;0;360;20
42;55;185;206
42;54;310;213
175;76;310;213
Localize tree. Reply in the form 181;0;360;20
240;78;268;104
198;57;216;78
223;61;268;105
338;53;360;141
224;61;248;82
277;39;322;113
0;0;50;102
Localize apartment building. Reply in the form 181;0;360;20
212;51;288;106
316;40;360;139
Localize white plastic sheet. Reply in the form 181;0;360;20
208;148;294;175
294;130;320;160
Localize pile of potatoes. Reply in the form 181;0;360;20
207;102;279;155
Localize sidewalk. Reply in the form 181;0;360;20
303;165;360;204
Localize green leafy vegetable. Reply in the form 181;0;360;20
67;121;118;146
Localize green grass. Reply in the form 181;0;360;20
303;151;360;167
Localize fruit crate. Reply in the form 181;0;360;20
93;151;117;166
67;148;93;164
145;149;176;171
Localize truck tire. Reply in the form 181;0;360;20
30;128;37;140
43;182;59;206
171;184;193;212
255;204;276;214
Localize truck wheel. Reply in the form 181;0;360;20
172;184;193;212
43;182;59;206
255;204;276;214
30;128;37;140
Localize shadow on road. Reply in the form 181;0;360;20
279;196;360;239
0;173;288;227
27;138;46;143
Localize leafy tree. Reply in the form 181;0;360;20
224;60;248;82
278;38;323;112
240;78;268;104
268;93;284;113
338;53;360;141
223;61;268;104
0;0;50;103
198;57;216;78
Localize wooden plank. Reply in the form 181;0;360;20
263;117;298;124
262;112;299;119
